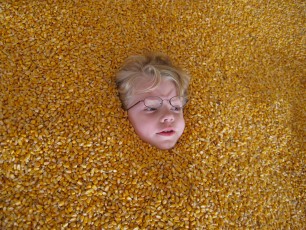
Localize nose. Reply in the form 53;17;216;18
159;107;175;123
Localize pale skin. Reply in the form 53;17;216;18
127;79;185;150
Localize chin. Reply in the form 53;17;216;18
153;141;176;150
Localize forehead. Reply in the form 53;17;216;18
133;79;177;99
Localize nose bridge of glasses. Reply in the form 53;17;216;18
155;97;168;109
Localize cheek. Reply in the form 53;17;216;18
177;116;185;133
128;112;155;135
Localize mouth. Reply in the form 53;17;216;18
157;129;175;136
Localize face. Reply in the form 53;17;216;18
127;79;186;150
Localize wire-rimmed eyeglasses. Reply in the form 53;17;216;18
127;96;188;111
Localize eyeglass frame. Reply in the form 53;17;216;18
126;96;188;111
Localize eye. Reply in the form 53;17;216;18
171;106;182;112
144;107;157;112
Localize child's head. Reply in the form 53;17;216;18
116;53;190;150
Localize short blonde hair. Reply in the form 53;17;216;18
116;53;190;110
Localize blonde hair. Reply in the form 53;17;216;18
116;53;190;110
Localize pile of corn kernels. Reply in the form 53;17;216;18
1;0;305;229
